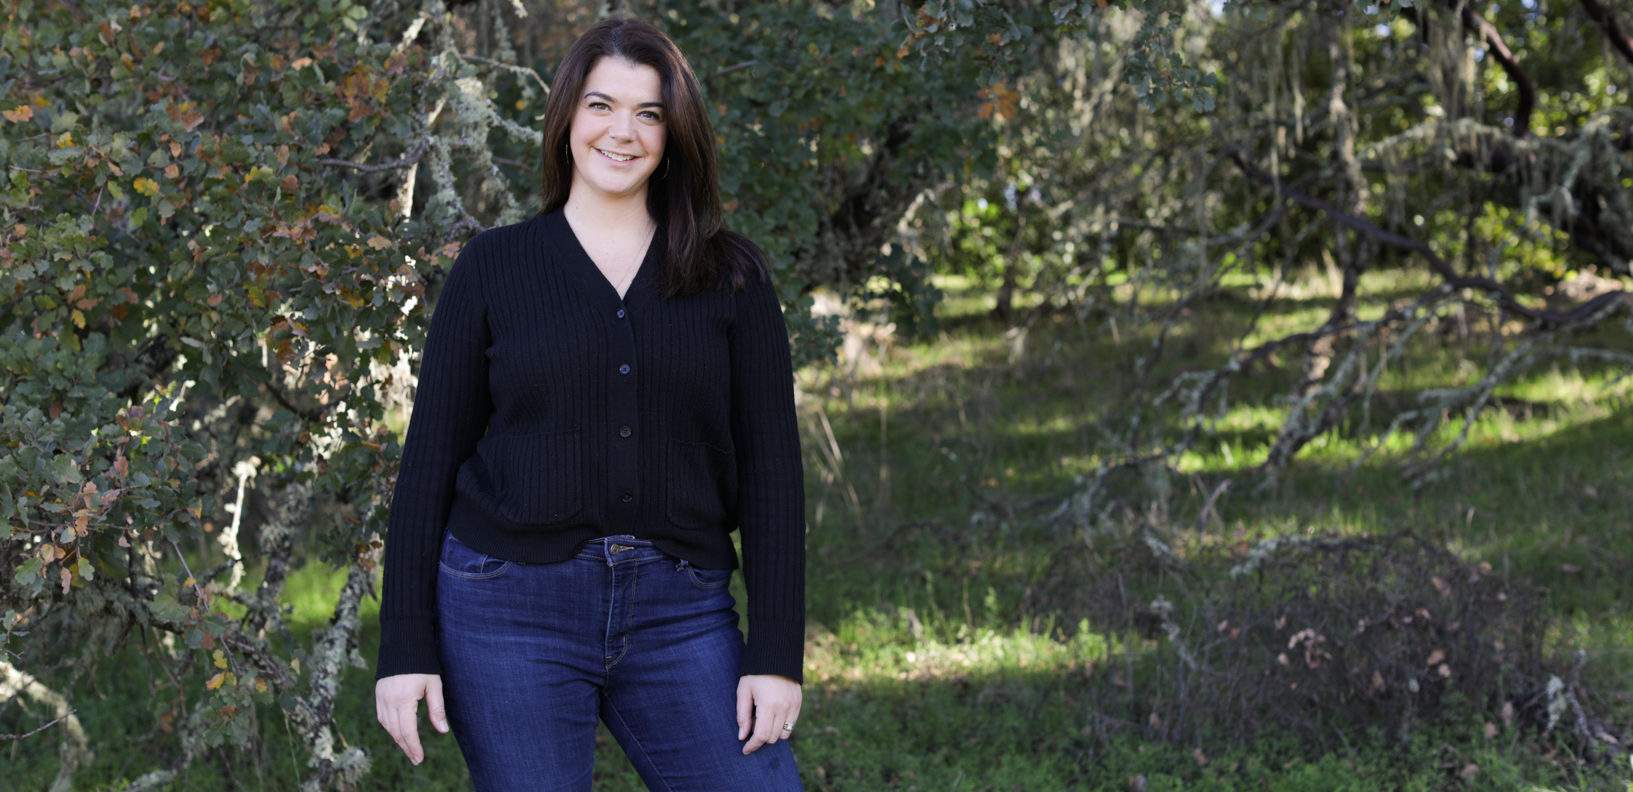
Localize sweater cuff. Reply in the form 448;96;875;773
374;616;442;680
741;617;805;683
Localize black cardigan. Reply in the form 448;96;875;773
376;210;806;682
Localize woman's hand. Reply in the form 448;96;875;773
375;673;449;765
736;674;802;755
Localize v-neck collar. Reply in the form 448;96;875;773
544;209;662;310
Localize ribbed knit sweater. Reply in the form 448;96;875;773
375;210;806;682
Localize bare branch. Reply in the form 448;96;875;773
119;751;191;792
1225;148;1633;328
0;660;90;792
0;709;77;741
264;379;326;424
708;60;758;80
1579;0;1633;66
318;139;430;172
458;52;550;96
1458;5;1535;138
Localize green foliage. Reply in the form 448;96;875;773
899;0;1221;112
1;0;456;773
932;195;1016;287
664;0;1000;359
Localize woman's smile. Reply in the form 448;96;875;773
594;147;640;163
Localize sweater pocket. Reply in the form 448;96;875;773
665;439;738;530
492;428;584;526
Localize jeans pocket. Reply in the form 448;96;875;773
676;559;733;590
438;532;513;580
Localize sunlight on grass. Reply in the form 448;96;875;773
1502;363;1633;404
807;609;1109;686
1174;379;1621;476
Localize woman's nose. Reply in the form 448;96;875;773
608;113;634;140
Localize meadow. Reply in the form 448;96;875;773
5;271;1631;791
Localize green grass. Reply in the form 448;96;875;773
790;271;1633;790
6;269;1633;790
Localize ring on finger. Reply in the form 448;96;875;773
781;722;795;733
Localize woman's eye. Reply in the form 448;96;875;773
588;101;609;111
639;111;662;122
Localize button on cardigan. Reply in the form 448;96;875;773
376;210;807;682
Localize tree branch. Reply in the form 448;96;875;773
708;60;758;80
318;139;430;172
1225;149;1632;328
0;709;77;741
1579;0;1633;66
1458;4;1535;138
0;660;91;792
292;548;379;791
1401;3;1536;137
264;380;326;424
458;52;550;96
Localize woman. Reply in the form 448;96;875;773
374;18;805;791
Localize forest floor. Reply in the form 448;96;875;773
775;272;1633;791
6;271;1632;791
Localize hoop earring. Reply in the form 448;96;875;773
659;157;671;180
563;141;571;161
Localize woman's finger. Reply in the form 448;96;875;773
426;676;449;734
766;702;789;746
735;678;753;741
742;703;768;754
747;702;787;753
394;697;424;764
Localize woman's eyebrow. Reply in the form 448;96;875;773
584;90;665;109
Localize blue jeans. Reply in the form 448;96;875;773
436;532;802;791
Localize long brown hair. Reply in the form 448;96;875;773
537;18;763;296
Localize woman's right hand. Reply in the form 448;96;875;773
375;673;449;765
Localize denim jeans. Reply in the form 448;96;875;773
436;532;802;791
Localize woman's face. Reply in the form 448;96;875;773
568;57;667;205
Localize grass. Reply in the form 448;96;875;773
5;268;1633;790
790;269;1633;790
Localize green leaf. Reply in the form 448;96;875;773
48;453;81;485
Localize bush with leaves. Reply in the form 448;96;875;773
0;0;472;786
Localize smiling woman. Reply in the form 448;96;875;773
568;58;667;210
372;16;807;792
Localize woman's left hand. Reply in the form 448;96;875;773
736;674;802;754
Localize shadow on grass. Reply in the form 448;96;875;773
801;293;1633;781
